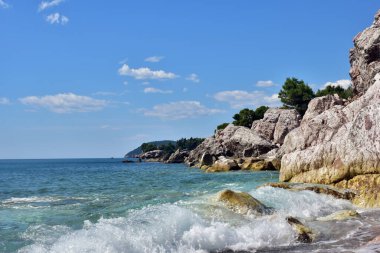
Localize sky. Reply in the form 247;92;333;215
0;0;379;159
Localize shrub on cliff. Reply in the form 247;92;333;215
141;143;158;153
316;85;353;99
176;138;205;151
232;106;269;128
278;78;315;115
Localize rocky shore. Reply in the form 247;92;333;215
134;11;380;209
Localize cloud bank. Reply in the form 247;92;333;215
19;93;107;113
118;64;177;80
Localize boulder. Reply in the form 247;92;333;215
140;150;165;160
278;12;380;208
206;157;240;173
286;217;315;243
350;10;380;96
252;108;301;145
317;210;359;221
186;124;276;166
217;189;270;215
200;152;214;166
240;158;275;171
166;149;190;163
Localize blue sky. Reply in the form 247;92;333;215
0;0;379;158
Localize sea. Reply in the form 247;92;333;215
0;159;379;253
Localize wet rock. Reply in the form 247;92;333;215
286;217;315;243
166;149;189;163
252;108;301;145
217;189;270;215
317;210;360;221
260;183;355;200
333;174;380;208
206;157;240;173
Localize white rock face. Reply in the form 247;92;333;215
252;108;301;145
350;10;380;96
185;124;275;165
280;74;380;184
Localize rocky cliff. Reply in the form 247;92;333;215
279;10;380;208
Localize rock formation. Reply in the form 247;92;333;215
166;149;190;163
350;10;380;96
139;150;166;162
185;124;276;167
279;11;380;208
252;108;301;145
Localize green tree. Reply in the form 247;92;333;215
159;143;176;155
232;106;269;128
233;108;256;127
215;123;229;132
176;138;205;151
278;77;315;115
254;106;269;120
316;85;353;99
141;143;157;153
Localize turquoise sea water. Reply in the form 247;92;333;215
0;159;379;253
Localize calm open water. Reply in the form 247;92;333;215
0;159;379;253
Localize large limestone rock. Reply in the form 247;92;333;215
217;189;270;215
252;108;301;145
350;10;380;96
279;11;380;208
166;149;189;163
185;124;275;166
317;210;359;221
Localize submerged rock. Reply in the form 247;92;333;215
217;189;270;215
286;217;315;243
317;210;360;221
261;182;355;200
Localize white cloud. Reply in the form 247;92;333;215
186;73;200;83
118;64;177;80
256;80;276;87
100;125;121;131
323;79;352;89
142;101;223;120
46;13;69;25
38;0;64;11
144;87;173;94
145;56;164;63
214;90;281;109
19;93;107;113
0;97;10;105
0;0;9;9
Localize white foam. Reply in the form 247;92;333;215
18;204;297;253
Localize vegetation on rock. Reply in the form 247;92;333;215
278;77;315;115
